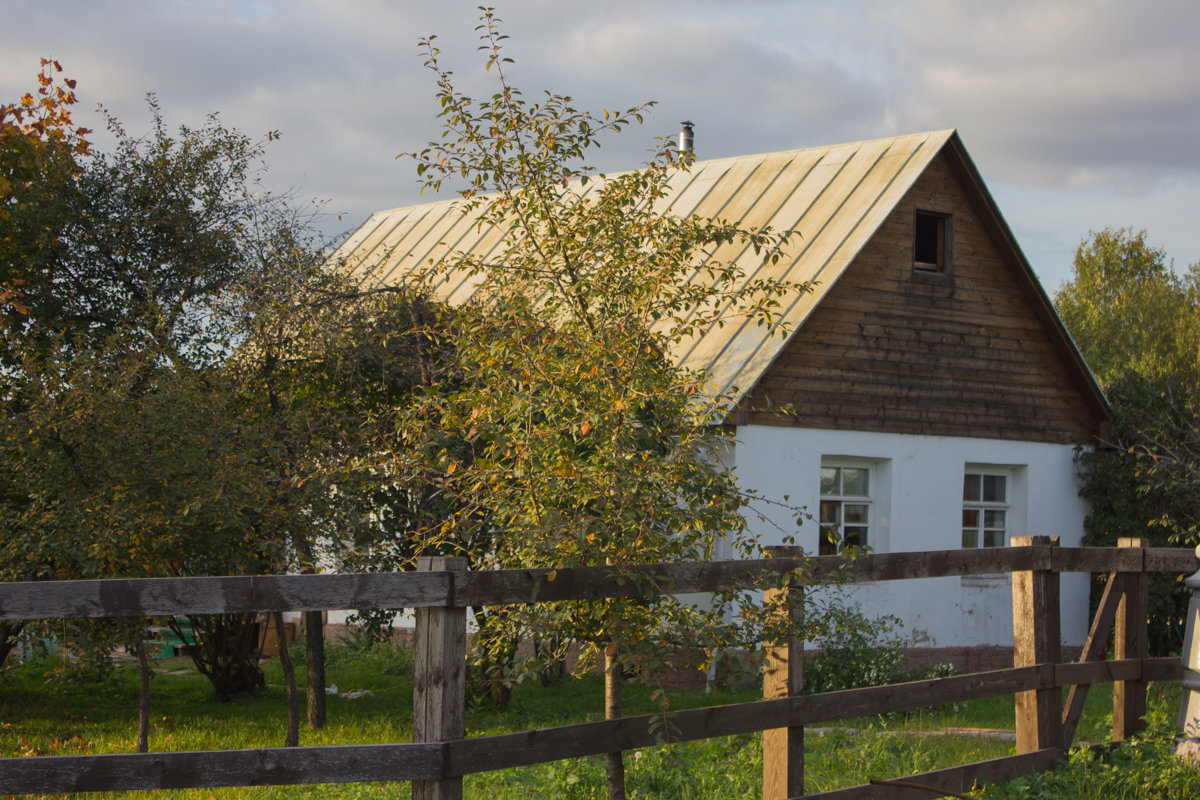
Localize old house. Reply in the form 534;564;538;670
334;129;1108;659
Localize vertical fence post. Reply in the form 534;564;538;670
1012;535;1063;754
1113;537;1149;742
412;556;468;800
763;546;804;800
1177;545;1200;736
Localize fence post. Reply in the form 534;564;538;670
1012;535;1063;754
412;556;468;800
1178;545;1200;735
1113;537;1149;741
763;546;804;800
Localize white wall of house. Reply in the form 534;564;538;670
729;425;1091;648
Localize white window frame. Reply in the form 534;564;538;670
819;458;879;555
961;464;1026;550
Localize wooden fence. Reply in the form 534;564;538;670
0;536;1194;799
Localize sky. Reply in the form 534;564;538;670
4;0;1200;292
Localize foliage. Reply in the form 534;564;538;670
803;606;956;695
980;697;1200;799
390;7;810;710
1075;373;1200;654
0;66;444;697
0;59;91;336
1055;227;1200;386
1056;228;1200;655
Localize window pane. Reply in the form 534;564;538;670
819;501;839;525
962;529;978;548
983;530;1006;547
844;527;866;549
842;467;869;497
983;475;1006;503
962;508;979;528
820;467;839;496
843;504;869;524
963;473;981;502
984;509;1006;528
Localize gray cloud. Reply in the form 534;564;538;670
4;0;1200;274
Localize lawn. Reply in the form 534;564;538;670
0;640;1193;799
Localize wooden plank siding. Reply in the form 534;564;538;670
743;148;1106;443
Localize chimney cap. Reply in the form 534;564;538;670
679;121;694;154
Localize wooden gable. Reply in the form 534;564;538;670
741;144;1109;444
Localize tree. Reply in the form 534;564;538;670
0;58;91;668
1055;228;1200;654
392;11;810;798
1055;227;1198;386
0;70;431;721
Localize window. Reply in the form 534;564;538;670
820;464;871;555
962;471;1008;548
914;210;948;273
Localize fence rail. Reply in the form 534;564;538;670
3;546;1194;621
0;541;1194;798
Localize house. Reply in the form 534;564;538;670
333;129;1108;661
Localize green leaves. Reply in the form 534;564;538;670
1055;227;1200;387
384;9;810;696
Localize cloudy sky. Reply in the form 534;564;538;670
5;0;1199;291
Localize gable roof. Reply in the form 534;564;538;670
333;129;1106;418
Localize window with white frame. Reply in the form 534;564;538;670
819;463;871;555
962;471;1009;548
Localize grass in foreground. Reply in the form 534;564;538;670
0;642;1194;798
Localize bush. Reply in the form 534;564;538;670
981;698;1200;799
803;606;957;697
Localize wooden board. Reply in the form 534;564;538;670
0;744;444;795
4;547;1193;621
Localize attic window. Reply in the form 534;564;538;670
914;211;949;273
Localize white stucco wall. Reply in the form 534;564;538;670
729;425;1090;648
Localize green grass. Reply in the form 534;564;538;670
0;644;1193;799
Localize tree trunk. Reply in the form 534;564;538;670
274;613;300;747
0;620;25;669
179;613;265;700
604;649;626;800
292;536;327;729
304;610;326;729
136;637;150;753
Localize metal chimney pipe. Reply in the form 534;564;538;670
679;120;694;154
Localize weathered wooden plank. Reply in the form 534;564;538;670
412;557;468;800
1114;538;1149;741
1057;658;1143;686
0;573;451;621
821;548;1042;582
1145;548;1200;573
3;548;1188;622
447;664;1044;778
1012;536;1063;754
763;546;805;800
452;558;797;607
0;744;444;795
802;748;1063;800
1143;656;1184;681
1061;572;1123;745
796;665;1049;724
447;698;794;775
1054;548;1142;574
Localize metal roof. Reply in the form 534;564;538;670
333;129;957;405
